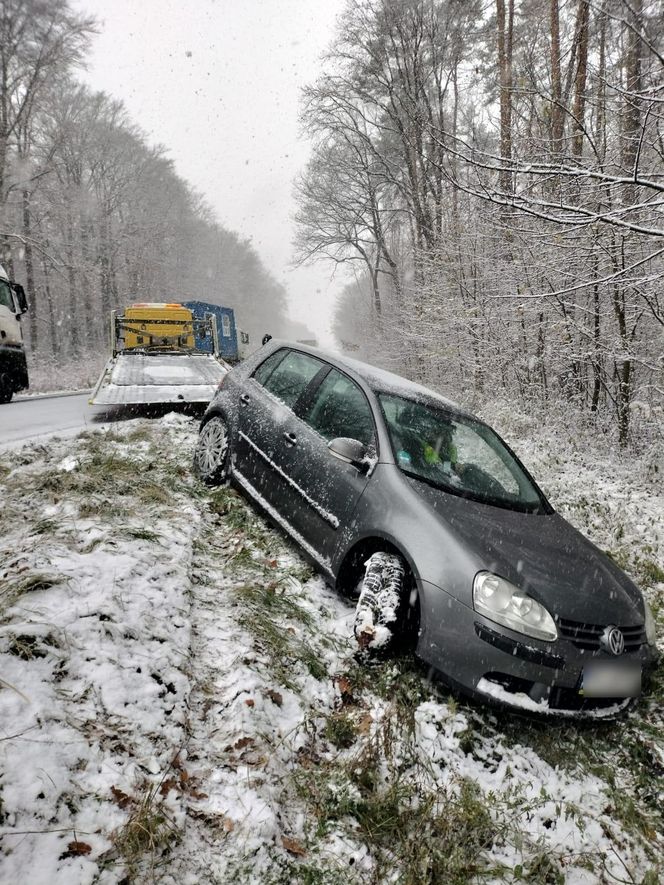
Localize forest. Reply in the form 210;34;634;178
0;0;290;381
296;0;664;444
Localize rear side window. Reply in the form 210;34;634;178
301;369;375;445
253;349;286;386
255;349;324;408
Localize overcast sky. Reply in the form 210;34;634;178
72;0;346;344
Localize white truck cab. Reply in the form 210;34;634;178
0;263;29;403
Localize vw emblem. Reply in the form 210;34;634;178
601;625;625;656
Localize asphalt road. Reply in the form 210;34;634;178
0;391;205;449
0;392;99;449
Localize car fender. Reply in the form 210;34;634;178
332;462;484;604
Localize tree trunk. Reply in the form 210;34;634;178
571;0;590;158
41;254;59;357
496;0;514;193
549;0;564;154
22;188;38;352
66;208;80;357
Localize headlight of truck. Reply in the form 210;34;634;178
473;572;558;642
644;600;657;647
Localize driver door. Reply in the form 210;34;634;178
277;368;377;562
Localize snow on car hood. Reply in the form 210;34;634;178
407;477;644;625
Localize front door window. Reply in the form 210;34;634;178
300;368;375;446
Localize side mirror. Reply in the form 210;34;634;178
12;283;28;315
328;437;367;468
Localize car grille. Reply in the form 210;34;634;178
557;618;645;652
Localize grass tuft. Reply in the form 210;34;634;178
234;580;330;688
324;712;358;749
0;572;66;618
112;781;179;876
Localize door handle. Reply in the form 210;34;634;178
240;393;250;406
283;431;297;446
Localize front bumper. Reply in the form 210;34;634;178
416;580;659;720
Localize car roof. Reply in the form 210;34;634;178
266;339;476;420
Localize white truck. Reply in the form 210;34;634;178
0;263;29;403
90;302;229;406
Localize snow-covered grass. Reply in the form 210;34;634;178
25;353;105;395
0;413;662;883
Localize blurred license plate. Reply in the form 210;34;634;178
581;663;641;697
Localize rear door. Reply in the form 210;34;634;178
233;347;326;504
276;368;377;562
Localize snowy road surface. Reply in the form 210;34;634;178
0;393;95;448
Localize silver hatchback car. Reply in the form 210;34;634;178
194;341;659;718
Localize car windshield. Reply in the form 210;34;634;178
378;393;547;512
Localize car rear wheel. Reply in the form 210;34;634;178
354;551;412;653
194;415;229;484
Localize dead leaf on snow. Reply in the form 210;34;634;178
282;835;306;857
357;712;373;734
60;840;92;859
336;675;352;696
160;778;178;797
244;698;255;707
234;736;255;750
265;689;283;707
243;752;268;767
110;786;132;809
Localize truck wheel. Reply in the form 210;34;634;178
194;415;229;484
354;551;410;653
0;377;13;404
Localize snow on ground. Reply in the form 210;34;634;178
0;412;662;883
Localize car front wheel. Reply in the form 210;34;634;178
194;415;229;485
354;551;410;652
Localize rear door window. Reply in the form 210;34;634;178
255;349;325;409
301;369;375;445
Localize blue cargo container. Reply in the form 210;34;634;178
182;301;239;362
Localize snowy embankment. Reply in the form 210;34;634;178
0;414;662;884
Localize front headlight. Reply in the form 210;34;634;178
644;600;657;646
473;572;558;642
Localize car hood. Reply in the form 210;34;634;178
408;478;644;626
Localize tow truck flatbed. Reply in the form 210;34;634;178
90;351;227;405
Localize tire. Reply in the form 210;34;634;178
354;551;408;653
0;378;13;404
193;415;229;484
